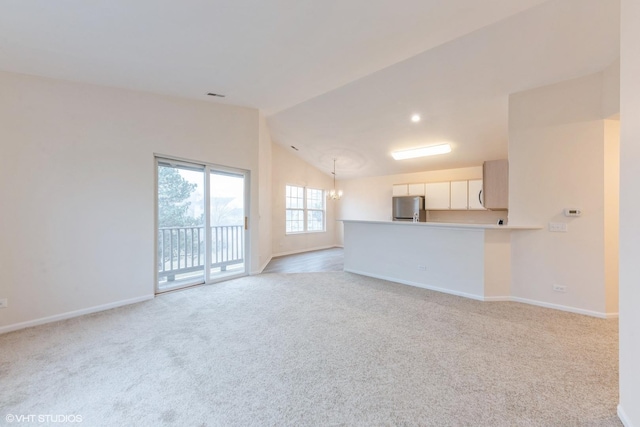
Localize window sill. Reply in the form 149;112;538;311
285;230;326;235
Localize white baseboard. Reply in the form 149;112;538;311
483;296;512;302
272;245;340;258
510;296;609;319
255;256;273;274
344;269;612;318
618;404;635;427
0;294;155;335
344;268;486;302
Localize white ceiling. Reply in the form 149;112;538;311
0;0;619;178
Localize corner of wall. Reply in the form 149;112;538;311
618;404;635;427
602;58;621;119
258;112;274;272
604;119;620;314
619;1;640;424
508;70;614;315
270;142;339;256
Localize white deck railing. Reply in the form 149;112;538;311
158;225;244;280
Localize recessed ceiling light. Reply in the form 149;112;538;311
392;144;451;160
411;114;421;123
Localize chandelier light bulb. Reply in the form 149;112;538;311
328;159;343;200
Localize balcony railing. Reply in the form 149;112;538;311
158;225;244;281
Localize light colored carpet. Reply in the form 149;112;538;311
0;272;620;426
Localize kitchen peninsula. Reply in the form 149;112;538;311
342;220;540;301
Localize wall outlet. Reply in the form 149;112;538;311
549;222;568;232
418;265;427;271
552;285;567;293
0;298;7;308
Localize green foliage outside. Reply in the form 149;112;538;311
158;166;200;227
157;165;245;275
158;166;243;227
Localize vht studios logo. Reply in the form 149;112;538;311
5;414;83;423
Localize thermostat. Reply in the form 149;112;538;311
564;208;582;217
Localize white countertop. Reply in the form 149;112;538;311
340;219;541;230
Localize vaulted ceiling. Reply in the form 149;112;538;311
0;0;620;178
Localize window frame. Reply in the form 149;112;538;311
285;184;326;234
285;185;305;234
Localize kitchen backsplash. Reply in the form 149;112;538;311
426;209;507;225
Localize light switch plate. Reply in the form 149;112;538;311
549;222;568;232
0;298;7;308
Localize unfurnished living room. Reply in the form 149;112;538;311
1;1;639;426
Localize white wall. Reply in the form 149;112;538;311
258;113;273;271
0;71;261;331
508;70;618;317
484;230;511;298
603;59;621;119
271;143;338;256
619;0;640;424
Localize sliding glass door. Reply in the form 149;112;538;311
156;158;248;293
209;170;246;279
157;160;206;290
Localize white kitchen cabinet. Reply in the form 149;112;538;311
425;182;450;210
396;180;485;211
450;181;468;209
408;183;425;196
468;179;485;210
392;184;408;196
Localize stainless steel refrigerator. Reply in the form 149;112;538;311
392;196;427;222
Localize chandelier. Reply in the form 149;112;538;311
328;158;343;200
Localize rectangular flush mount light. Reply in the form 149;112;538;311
391;143;451;160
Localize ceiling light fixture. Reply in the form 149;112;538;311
328;159;343;200
411;114;421;123
391;143;452;160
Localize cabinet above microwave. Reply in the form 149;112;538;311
482;159;508;210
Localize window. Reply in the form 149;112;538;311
286;185;325;233
285;185;305;233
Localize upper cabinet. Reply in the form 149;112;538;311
393;183;425;196
408;183;425;196
468;179;485;210
391;168;502;211
482;159;509;210
392;184;408;196
450;181;468;210
425;182;450;210
451;179;486;210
